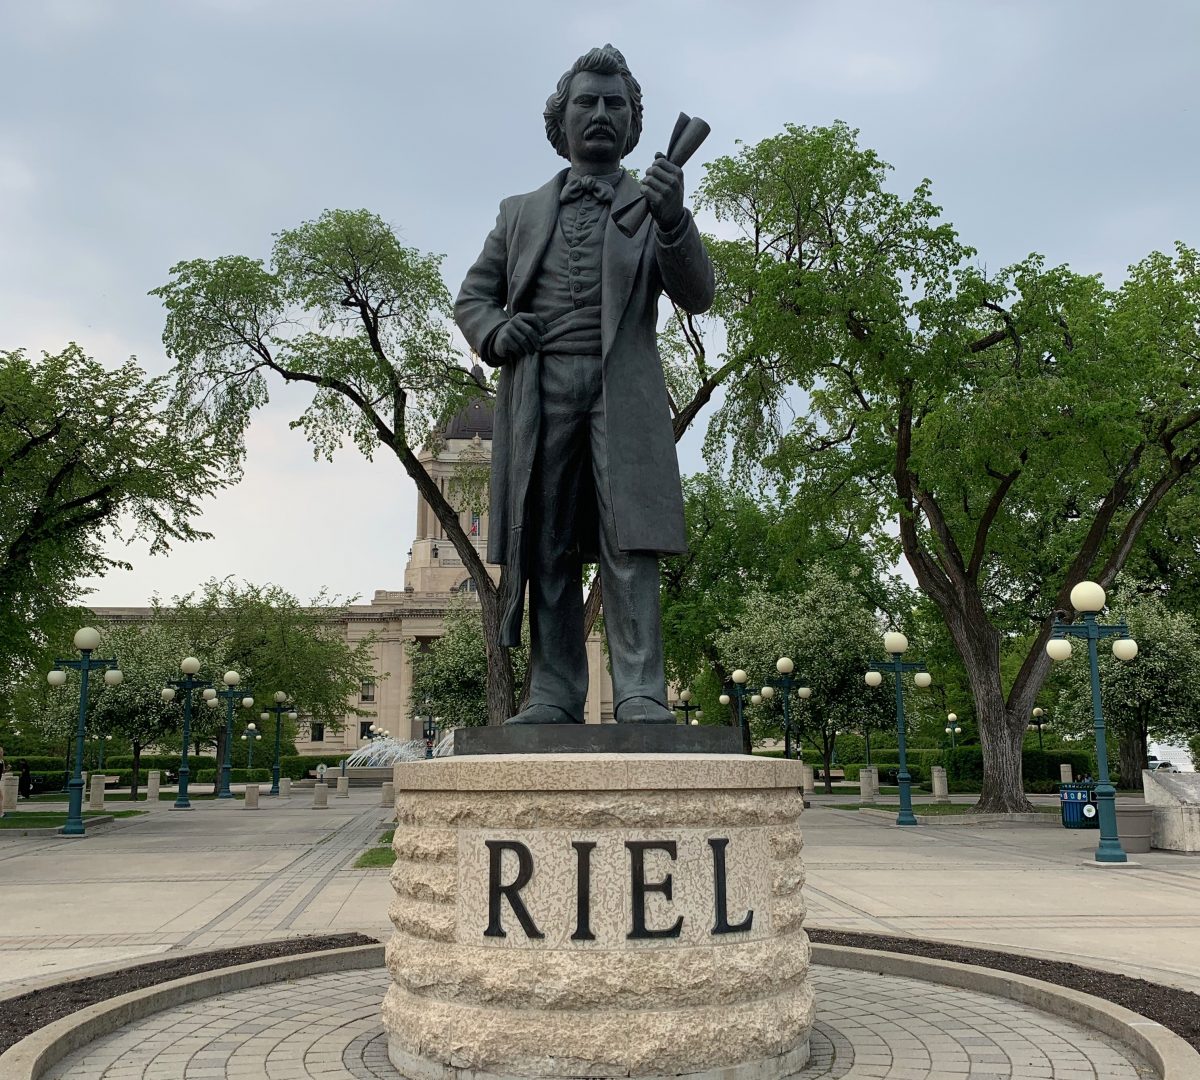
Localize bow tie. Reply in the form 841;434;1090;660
560;175;616;205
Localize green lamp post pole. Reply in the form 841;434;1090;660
945;713;961;750
262;693;295;795
213;673;248;799
47;627;122;838
163;657;211;810
867;631;932;827
719;669;752;754
1046;580;1139;864
96;732;112;771
1031;707;1046;751
671;690;701;725
767;657;812;760
241;721;261;769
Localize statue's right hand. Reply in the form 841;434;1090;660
491;313;546;363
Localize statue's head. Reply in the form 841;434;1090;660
544;44;643;167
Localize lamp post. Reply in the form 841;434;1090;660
47;627;122;837
866;632;932;827
1030;707;1046;751
767;657;812;760
423;715;439;759
95;733;113;771
1046;580;1138;864
720;669;751;754
671;689;701;725
214;673;248;799
241;721;261;770
944;713;961;750
261;693;295;796
163;658;210;810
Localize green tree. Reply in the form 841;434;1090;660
0;345;233;713
695;123;1200;811
1052;589;1200;787
408;604;528;732
714;566;892;781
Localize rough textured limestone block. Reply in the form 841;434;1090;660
800;764;815;797
386;753;811;1079
1060;763;1074;783
280;777;292;798
88;773;105;811
336;774;349;798
146;771;160;802
382;780;396;809
1;774;17;811
244;784;260;809
859;766;876;803
312;781;329;809
931;765;950;804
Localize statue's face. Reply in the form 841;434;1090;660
563;69;631;169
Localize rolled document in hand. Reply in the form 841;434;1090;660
612;112;711;238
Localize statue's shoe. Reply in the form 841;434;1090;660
504;703;581;725
614;697;676;724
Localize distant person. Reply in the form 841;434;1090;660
18;760;32;801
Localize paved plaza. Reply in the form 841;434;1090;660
42;965;1154;1080
1;788;1196;1077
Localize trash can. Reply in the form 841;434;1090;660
1114;800;1154;854
1060;782;1099;829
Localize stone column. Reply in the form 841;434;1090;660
146;771;160;803
244;784;260;809
859;767;876;804
801;763;815;797
385;754;813;1080
931;765;950;804
1060;763;1074;783
280;777;292;798
1;774;16;811
381;780;396;809
336;774;350;798
88;774;106;811
312;781;329;809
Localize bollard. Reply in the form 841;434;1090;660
146;770;161;804
244;784;260;809
312;781;329;809
336;774;349;799
931;765;950;805
859;767;876;804
1059;763;1074;783
280;777;292;799
1;774;16;811
88;774;106;812
381;781;395;809
801;764;815;797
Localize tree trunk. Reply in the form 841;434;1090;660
479;587;516;725
214;727;226;794
130;742;142;801
822;728;835;794
1117;721;1148;792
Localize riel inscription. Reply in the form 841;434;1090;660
459;828;770;949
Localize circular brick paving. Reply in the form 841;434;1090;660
45;965;1155;1079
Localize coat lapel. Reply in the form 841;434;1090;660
602;171;649;359
509;170;567;311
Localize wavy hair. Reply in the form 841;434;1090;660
544;44;643;161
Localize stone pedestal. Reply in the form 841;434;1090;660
385;754;812;1080
146;771;160;803
1143;770;1200;852
312;782;329;809
244;784;260;809
931;766;950;804
88;774;106;811
280;777;292;799
336;774;350;798
800;764;815;797
381;780;396;809
1059;763;1074;783
1;774;16;811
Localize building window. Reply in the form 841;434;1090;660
469;511;480;536
359;721;374;740
457;578;478;594
360;679;375;703
310;722;325;743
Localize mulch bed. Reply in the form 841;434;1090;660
808;927;1200;1052
0;932;377;1055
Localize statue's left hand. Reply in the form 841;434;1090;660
641;153;685;233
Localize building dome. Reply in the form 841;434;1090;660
441;365;494;441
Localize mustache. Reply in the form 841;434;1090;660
585;122;616;139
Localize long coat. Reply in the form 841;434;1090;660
455;169;715;645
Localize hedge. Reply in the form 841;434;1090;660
944;747;1091;784
1;756;66;773
194;768;272;784
106;755;218;773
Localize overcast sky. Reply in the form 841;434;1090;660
2;0;1197;607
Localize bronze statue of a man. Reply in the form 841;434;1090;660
455;45;714;724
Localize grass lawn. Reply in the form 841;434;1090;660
0;810;147;829
378;829;394;845
353;845;396;869
829;802;1060;815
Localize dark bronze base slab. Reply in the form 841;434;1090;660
453;724;743;756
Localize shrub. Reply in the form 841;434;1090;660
944;747;1091;785
194;768;272;784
